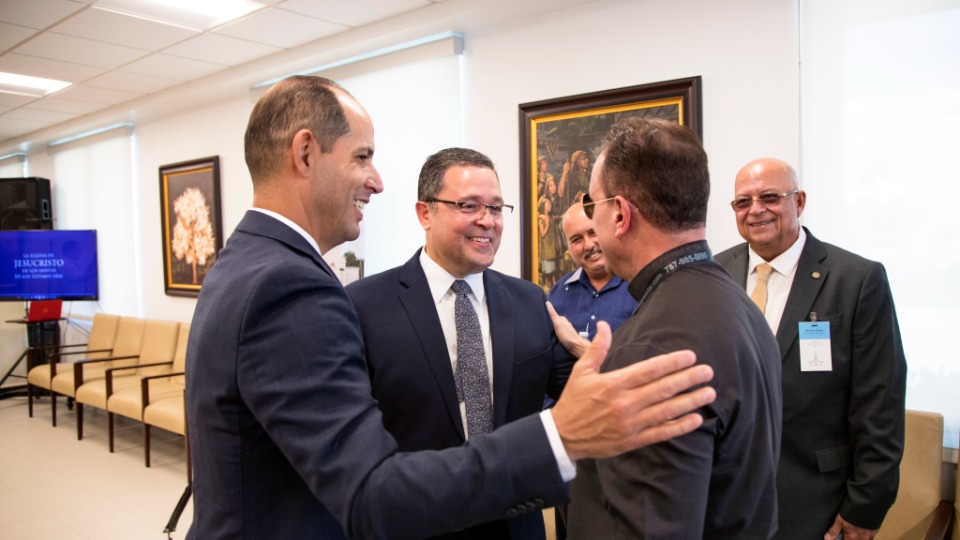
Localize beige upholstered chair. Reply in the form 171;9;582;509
107;323;189;459
48;316;144;427
26;313;120;425
143;392;190;479
73;319;179;447
878;409;951;539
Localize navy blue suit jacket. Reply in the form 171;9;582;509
185;212;568;540
346;250;574;540
715;228;906;538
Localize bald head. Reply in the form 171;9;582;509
735;158;799;193
732;157;806;261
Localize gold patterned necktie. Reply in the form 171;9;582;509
750;263;774;314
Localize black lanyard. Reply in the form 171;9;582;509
632;241;712;311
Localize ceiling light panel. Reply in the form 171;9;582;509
93;0;269;30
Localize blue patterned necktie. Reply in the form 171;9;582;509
451;279;493;438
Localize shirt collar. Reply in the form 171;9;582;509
748;227;806;276
419;248;486;305
251;207;322;256
567;266;624;293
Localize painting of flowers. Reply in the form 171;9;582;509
160;156;223;296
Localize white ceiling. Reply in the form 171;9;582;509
0;0;449;147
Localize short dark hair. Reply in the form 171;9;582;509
244;76;351;184
417;148;497;201
598;118;708;232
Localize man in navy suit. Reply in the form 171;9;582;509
347;148;575;539
185;75;717;539
714;157;906;540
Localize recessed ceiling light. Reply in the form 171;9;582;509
93;0;267;31
0;72;71;98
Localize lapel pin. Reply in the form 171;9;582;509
811;271;821;279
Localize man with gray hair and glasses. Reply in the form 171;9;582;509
715;157;906;540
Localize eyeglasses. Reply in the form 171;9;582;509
730;190;799;212
424;198;514;218
581;193;617;219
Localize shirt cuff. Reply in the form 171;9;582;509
540;409;576;481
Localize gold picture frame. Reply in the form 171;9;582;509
159;156;223;297
518;77;702;290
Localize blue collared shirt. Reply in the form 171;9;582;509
546;267;637;340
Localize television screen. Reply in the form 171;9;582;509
0;229;99;301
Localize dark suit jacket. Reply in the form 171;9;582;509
715;227;906;539
345;250;575;540
185;212;568;540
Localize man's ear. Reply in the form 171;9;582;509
291;129;314;177
795;189;807;219
613;196;633;239
415;200;432;230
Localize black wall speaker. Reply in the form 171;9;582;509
0;177;54;230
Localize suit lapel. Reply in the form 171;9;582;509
776;229;828;360
396;253;466;439
484;271;514;428
725;245;750;286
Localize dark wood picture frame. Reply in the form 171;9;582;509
518;76;702;289
159;156;223;297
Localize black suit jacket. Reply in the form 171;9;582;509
346;250;575;540
186;212;568;540
715;227;906;538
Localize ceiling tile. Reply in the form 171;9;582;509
0;22;37;51
14;32;147;69
49;7;199;50
120;53;227;80
0;116;52;139
21;95;105;115
277;0;430;27
0;0;87;30
213;8;346;49
3;106;78;124
55;83;142;105
0;52;105;82
84;70;181;94
0;92;38;108
163;33;283;67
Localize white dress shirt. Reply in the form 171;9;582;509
747;228;807;334
419;248;576;479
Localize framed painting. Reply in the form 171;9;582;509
159;156;223;297
518;76;702;290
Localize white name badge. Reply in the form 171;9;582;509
799;321;832;372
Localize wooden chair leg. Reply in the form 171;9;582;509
27;384;34;417
144;424;151;467
76;403;83;440
108;412;114;453
51;392;58;426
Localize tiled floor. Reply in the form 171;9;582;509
0;391;193;540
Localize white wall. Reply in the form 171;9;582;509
134;96;254;322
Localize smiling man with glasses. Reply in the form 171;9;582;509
715;157;906;540
346;147;580;540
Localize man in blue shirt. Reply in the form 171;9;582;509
547;201;637;357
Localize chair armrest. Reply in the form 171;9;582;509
141;372;184;404
923;500;954;540
106;361;173;396
58;347;113;358
73;355;140;388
